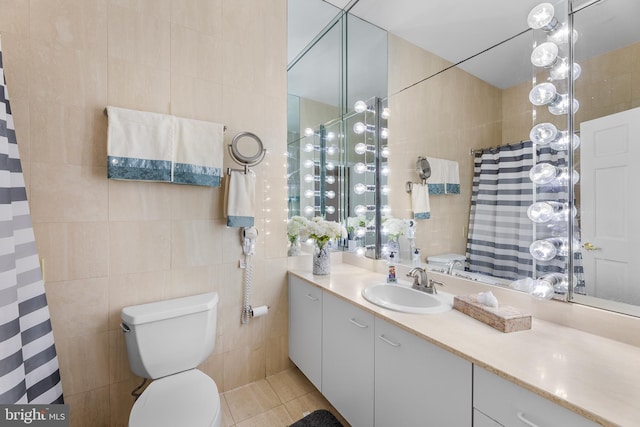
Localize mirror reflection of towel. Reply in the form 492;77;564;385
411;183;430;220
426;157;460;194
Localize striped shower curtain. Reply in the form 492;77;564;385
0;36;64;404
466;140;577;282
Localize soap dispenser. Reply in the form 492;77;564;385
387;252;397;284
412;248;421;267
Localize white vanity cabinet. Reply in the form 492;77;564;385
322;292;375;427
288;275;323;390
473;366;599;427
374;317;472;427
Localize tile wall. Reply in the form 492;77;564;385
0;0;289;425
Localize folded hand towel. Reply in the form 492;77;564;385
225;170;256;227
445;160;460;194
411;183;431;220
173;117;223;187
426;157;460;195
107;106;173;182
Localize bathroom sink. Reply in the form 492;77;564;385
362;283;453;314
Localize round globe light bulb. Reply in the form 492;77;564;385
380;128;389;140
381;108;391;119
354;142;367;155
550;60;582;81
530;122;558;144
529;82;558;106
381;146;389;158
326;145;337;155
304;189;314;199
550;132;580;151
529;163;558;185
356;227;366;238
548;95;579;115
303;143;315;153
326;190;335;199
303;159;315;169
382;205;391;216
547;24;579;45
354;100;368;113
353;122;366;135
353;183;367;195
303;205;314;216
354;162;368;174
529;279;555;300
304;174;315;183
531;42;559;68
527;201;555;223
326;175;336;184
354;205;367;216
381;186;389;195
530;239;557;261
527;3;557;31
381;165;390;176
304;128;314;137
326;206;336;214
326;161;335;171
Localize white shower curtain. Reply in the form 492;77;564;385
0;36;63;404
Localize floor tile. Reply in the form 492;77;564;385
219;394;235;427
224;379;282;423
284;389;350;427
235;405;294;427
266;368;315;403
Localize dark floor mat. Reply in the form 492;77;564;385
289;409;344;427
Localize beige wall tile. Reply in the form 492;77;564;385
109;330;136;385
169;76;223;122
110;0;171;22
170;219;223;267
109;377;148;427
66;385;110;427
170;183;224;220
108;270;169;330
109;220;171;275
172;0;222;36
108;180;173;221
57;331;110;396
223;345;266;392
107;59;171;113
170;23;223;83
0;0;29;36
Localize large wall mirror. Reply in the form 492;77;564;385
287;0;640;318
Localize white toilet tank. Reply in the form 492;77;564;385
121;292;218;379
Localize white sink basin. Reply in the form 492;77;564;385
362;283;453;314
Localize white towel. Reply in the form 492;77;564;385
225;170;256;227
107;106;174;182
173;117;224;187
411;183;431;220
425;157;460;194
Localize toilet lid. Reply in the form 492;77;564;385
130;369;220;427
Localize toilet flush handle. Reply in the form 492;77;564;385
120;323;131;333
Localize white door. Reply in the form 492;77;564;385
580;107;640;304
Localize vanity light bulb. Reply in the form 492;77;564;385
527;3;558;31
530;123;558;145
531;42;559;68
326;145;337;155
381;185;389;195
547;24;579;45
380;128;389;140
303;205;315;216
529;163;558;185
550;132;580;151
326;161;335;171
529;82;558;106
354;142;367;155
353;183;367;195
304;189;315;199
381;108;391;119
548;95;579;115
354;100;368;113
326;132;336;142
353;122;367;135
304;174;315;183
527;202;556;223
381;146;390;158
303;159;315;169
326;175;336;184
382;205;392;216
354;162;368;174
550;60;581;81
303;143;315;153
529;239;557;261
326;206;336;214
326;190;336;199
354;205;367;216
381;165;390;176
529;279;555;300
555;168;580;185
304;128;315;137
356;227;366;238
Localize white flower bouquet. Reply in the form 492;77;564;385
287;215;309;244
300;217;348;249
382;217;410;239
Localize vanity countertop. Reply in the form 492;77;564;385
288;262;640;427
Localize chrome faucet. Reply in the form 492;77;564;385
407;267;435;294
445;259;464;275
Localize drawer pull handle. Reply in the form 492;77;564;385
305;293;319;301
517;412;540;427
378;334;401;347
349;318;368;328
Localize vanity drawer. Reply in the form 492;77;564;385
473;366;599;427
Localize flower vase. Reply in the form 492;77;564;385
313;245;331;275
288;236;302;256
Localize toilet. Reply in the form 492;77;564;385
121;292;221;427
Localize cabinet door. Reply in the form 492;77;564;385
322;292;374;427
288;275;323;390
375;318;472;427
474;366;600;427
474;409;503;427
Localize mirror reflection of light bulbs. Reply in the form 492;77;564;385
527;201;557;223
381;146;389;158
550;132;580;151
354;100;368;113
547;23;579;45
529;82;558;106
354;162;368;174
381;186;389;195
555;168;580;185
304;174;315;183
326;175;336;184
529;163;558;185
326;162;335;171
548;95;579;115
353;122;366;134
354;205;367;216
356;247;366;256
326;206;336;214
304;128;314;137
530;123;558;144
356;227;366;238
550;60;581;81
529;279;555;300
303;205;315;216
527;3;558;31
326;145;337;155
531;42;559;68
381;108;391;119
381;165;390;176
326;190;335;199
354;143;367;155
382;205;391;216
304;189;315;199
380;128;389;140
303;159;315;169
326;132;335;141
353;183;367;195
530;239;557;261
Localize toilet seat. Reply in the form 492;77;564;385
129;369;220;427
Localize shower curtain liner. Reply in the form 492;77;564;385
466;140;583;286
0;36;63;404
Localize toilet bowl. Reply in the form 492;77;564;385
121;293;221;427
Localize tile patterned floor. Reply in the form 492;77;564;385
220;368;350;427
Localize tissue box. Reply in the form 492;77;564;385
453;294;531;333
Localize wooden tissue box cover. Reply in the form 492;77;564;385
453;294;531;333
